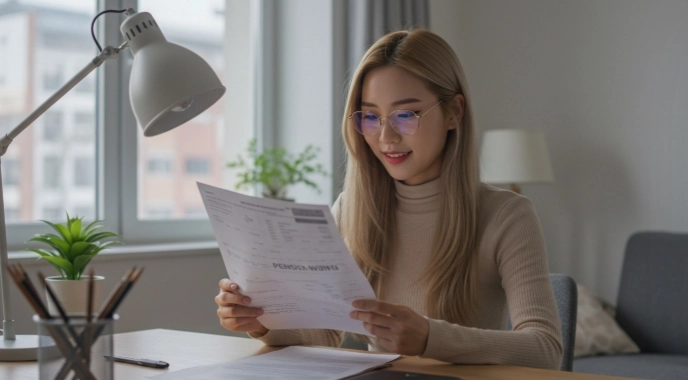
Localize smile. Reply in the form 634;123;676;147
383;151;411;164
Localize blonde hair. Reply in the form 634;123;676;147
339;29;481;331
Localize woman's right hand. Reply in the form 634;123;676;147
215;279;268;335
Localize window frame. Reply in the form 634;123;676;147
6;0;263;251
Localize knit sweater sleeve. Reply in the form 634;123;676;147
246;193;346;348
421;195;563;370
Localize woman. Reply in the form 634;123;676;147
215;29;563;370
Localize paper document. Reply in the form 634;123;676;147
198;183;377;336
151;346;399;380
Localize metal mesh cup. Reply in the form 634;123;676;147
34;314;116;380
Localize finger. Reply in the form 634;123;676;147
219;278;240;292
352;299;401;316
218;305;264;318
363;321;393;339
233;319;266;333
216;292;252;306
350;310;395;328
221;317;262;332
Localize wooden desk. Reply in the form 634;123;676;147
0;329;637;380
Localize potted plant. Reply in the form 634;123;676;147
226;139;329;200
27;213;121;315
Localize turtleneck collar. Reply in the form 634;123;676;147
394;177;442;214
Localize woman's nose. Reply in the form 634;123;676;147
378;117;401;144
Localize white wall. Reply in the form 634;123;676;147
430;0;688;303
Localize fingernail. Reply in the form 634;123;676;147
243;297;251;305
352;301;360;308
230;284;237;290
350;311;356;319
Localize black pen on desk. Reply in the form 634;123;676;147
105;355;169;369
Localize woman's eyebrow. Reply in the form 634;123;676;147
361;98;423;108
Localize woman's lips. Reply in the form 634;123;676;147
383;151;411;164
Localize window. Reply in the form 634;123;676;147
73;206;94;219
147;157;173;176
145;206;173;219
42;207;63;221
3;0;257;249
43;156;62;189
43;111;63;141
1;1;97;236
73;158;95;187
73;112;95;141
185;157;210;176
43;65;64;92
74;76;95;93
184;207;207;218
2;158;20;186
133;0;255;224
4;207;20;222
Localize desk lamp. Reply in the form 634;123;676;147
0;8;225;360
480;129;554;194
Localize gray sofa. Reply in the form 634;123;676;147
573;232;688;380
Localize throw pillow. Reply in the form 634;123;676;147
574;285;640;358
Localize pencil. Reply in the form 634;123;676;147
96;266;136;319
104;267;144;319
87;269;94;323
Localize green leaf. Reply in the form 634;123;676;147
28;236;70;257
29;249;67;278
29;248;57;258
81;220;104;237
41;220;72;244
69;218;82;241
97;241;120;250
40;256;74;279
73;254;97;278
69;241;92;260
85;231;119;243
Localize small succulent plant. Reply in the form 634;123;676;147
27;213;121;280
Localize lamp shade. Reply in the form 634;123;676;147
480;129;554;185
120;11;226;136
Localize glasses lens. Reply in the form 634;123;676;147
352;111;380;135
390;110;419;134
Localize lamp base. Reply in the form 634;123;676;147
0;335;41;361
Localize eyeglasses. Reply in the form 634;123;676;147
349;100;443;136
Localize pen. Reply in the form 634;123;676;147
105;355;170;369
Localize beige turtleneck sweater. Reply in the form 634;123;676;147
248;178;563;370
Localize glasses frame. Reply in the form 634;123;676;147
348;100;443;136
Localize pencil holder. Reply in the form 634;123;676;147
34;314;117;380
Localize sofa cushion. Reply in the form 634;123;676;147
575;285;639;357
574;354;688;380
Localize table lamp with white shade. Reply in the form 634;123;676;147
479;129;554;194
0;8;225;361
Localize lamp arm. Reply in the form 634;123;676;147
0;41;127;341
0;41;129;157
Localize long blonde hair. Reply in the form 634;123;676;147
339;29;481;327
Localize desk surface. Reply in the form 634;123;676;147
0;328;637;380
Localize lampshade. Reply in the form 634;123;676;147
120;11;226;136
480;129;554;185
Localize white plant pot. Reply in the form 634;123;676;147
45;276;105;316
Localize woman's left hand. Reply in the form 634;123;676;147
350;299;429;356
